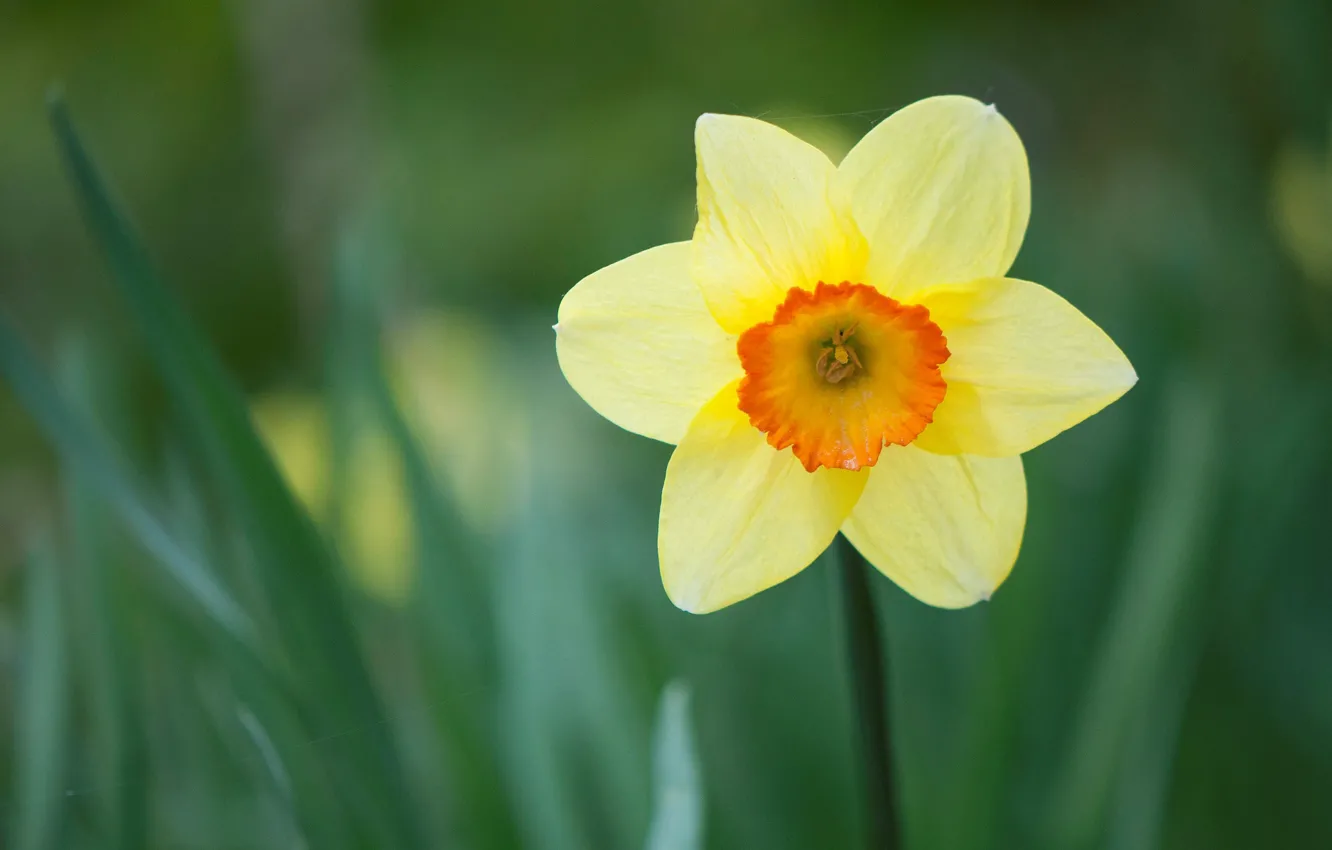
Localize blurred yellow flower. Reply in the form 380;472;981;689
1272;128;1332;285
251;392;330;514
251;392;413;605
386;311;529;532
556;96;1136;613
342;427;413;604
249;310;527;604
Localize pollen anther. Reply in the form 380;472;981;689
816;324;863;383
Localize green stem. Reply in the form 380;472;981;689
837;534;900;850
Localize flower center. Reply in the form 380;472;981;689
815;323;863;384
736;282;950;472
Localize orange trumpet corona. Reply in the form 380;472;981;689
736;282;950;472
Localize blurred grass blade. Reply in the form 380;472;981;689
238;707;295;807
0;315;253;642
11;540;70;850
499;378;654;850
1105;642;1199;850
331;224;491;659
372;373;517;845
330;225;517;848
48;95;425;848
1051;369;1222;846
645;681;704;850
59;337;148;850
67;486;149;850
236;705;307;848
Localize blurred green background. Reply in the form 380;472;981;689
2;1;1331;848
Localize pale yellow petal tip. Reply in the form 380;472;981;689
1114;358;1141;396
981;102;1013;126
912;583;995;610
674;597;708;616
552;322;561;334
953;583;998;608
663;580;707;615
663;568;733;614
962;578;1007;607
696;111;770;140
663;570;746;615
695;112;746;145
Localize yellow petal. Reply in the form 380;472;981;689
660;381;866;613
556;242;742;444
692;114;867;334
842;446;1026;607
913;277;1137;456
836;96;1030;301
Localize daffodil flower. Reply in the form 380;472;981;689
556;96;1136;613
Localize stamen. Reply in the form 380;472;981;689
816;324;863;384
